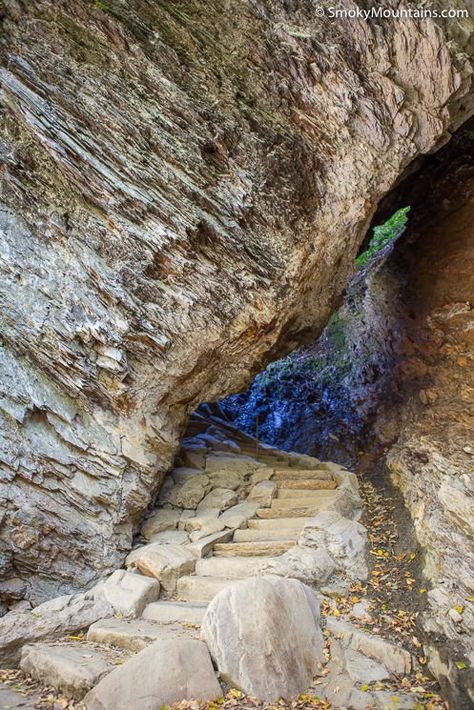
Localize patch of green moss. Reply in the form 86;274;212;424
357;206;411;268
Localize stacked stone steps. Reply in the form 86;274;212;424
177;575;245;603
247;516;311;530
233;527;299;542
213;540;294;557
19;640;128;701
272;468;334;481
87;617;198;652
142;600;207;625
196;556;268;578
256;506;328;518
276;489;337;501
278;478;337;490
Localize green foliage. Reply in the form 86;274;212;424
356;206;411;268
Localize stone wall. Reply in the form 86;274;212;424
1;0;473;600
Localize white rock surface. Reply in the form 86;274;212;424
163;475;209;509
141;509;180;540
219;502;259;528
197;487;239;512
20;643;112;699
0;584;114;666
186;529;235;558
300;509;368;578
142;601;207;625
201;575;324;701
126;543;195;594
83;639;221;710
205;454;262;474
326;617;413;676
259;545;335;586
149;529;189;545
248;480;277;507
87;617;197;651
102;570;160;617
208;470;243;490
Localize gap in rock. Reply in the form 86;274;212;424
194;115;474;707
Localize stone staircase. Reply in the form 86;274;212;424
175;460;342;603
0;413;371;707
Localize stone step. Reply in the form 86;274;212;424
0;685;38;710
233;528;299;542
270;493;336;510
273;469;333;481
177;575;241;602
278;479;337;490
275;490;337;503
256;506;324;518
196;556;268;578
87;617;199;652
142;600;207;625
213;540;295;557
247;516;311;530
20;642;114;700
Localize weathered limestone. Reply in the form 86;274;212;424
149;529;189;545
186;530;235;558
185;512;225;541
102;570;160;617
87;617;197;651
0;584;114;666
201;575;324;702
0;686;38;709
162;476;209;510
326;617;413;676
345;649;389;683
259;545;335;586
1;0;474;603
196;556;267;579
83;639;221;710
177;575;240;603
248;480;277;507
197;488;239;512
213;540;294;557
20;643;112;700
207;471;243;490
142;601;207;625
300;510;368;579
219;502;259;528
140;509;180;540
125;544;195;595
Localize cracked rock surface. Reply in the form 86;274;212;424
1;0;474;600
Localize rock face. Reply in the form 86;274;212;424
83;639;221;710
201;575;324;702
221;118;474;702
0;583;114;666
1;0;474;601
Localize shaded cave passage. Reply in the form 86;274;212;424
190;117;474;706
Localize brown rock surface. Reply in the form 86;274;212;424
0;0;473;601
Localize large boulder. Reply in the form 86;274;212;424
83;639;221;710
1;0;473;600
201;575;324;702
